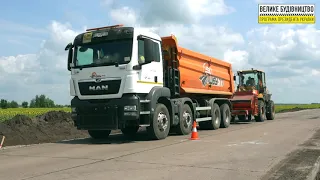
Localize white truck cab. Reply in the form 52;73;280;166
65;25;182;140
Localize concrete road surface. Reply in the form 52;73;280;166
1;109;320;180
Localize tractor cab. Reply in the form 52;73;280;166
235;69;266;94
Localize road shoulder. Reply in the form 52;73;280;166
261;129;320;180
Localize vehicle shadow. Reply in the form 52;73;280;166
55;120;256;145
55;128;183;145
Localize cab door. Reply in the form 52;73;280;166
138;38;163;86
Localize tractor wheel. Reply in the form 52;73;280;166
254;100;266;122
266;100;275;120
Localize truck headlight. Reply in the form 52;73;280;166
124;105;137;111
71;107;77;113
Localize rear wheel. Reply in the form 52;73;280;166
220;103;231;128
266;100;275;120
88;130;111;139
206;102;221;130
147;103;171;140
255;100;265;122
176;104;193;135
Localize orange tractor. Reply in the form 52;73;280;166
230;69;275;122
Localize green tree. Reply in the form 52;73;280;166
21;101;28;108
8;100;19;108
0;99;8;109
29;94;55;108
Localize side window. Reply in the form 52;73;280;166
153;42;160;62
138;39;145;64
138;39;145;57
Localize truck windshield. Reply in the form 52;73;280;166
73;39;133;68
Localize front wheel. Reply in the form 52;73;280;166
147;103;171;140
254;100;265;122
88;130;111;139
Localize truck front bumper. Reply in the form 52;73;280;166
71;95;140;130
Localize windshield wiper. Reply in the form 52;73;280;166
74;62;119;69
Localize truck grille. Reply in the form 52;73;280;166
78;80;121;95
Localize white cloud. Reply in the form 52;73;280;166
0;21;80;104
110;7;138;26
244;24;320;103
114;0;235;26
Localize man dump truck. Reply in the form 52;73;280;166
231;69;275;122
65;24;274;140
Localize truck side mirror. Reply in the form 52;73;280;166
143;38;154;64
67;48;73;71
65;42;73;51
233;75;236;81
65;42;74;71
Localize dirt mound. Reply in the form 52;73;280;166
0;111;88;147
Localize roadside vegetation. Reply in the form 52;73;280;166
0;102;319;122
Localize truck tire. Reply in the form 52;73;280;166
121;126;139;138
147;103;171;140
88;130;111;139
220;103;231;128
176;104;193;135
207;103;221;130
254;100;265;122
266;100;275;120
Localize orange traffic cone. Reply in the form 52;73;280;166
190;121;199;140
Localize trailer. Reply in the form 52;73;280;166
65;24;237;140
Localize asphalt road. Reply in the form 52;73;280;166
1;109;320;180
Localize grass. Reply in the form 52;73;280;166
275;104;320;113
0;104;319;122
0;107;71;122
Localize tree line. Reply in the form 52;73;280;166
0;94;70;109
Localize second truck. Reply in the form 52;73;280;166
65;24;275;140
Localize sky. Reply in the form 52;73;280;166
0;0;319;105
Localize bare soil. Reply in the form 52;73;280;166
0;111;89;147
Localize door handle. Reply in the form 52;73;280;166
154;76;158;83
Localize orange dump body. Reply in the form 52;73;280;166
161;35;235;98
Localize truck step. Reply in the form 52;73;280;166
140;100;150;103
196;106;211;111
140;111;150;115
196;117;212;122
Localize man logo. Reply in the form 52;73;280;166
89;85;108;91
